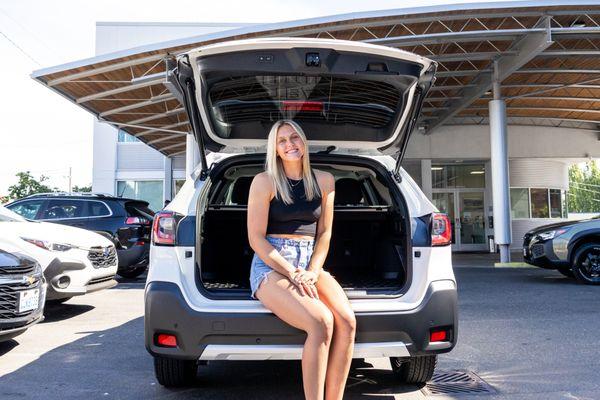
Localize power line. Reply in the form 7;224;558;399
0;29;40;66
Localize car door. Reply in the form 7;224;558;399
39;199;88;228
5;199;46;220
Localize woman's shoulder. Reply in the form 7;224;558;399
312;169;335;190
250;172;274;196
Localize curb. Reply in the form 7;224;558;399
493;262;532;268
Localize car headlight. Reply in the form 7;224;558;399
21;237;73;252
537;228;569;241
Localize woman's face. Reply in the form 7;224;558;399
275;124;305;162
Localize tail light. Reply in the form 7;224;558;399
152;211;178;245
431;213;452;246
282;100;323;112
126;216;151;225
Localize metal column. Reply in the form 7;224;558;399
163;156;173;205
185;133;201;177
489;62;512;262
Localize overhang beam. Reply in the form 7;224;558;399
425;18;554;134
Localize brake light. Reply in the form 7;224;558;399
126;216;150;225
152;211;177;245
430;329;449;342
282;101;323;112
431;213;452;246
156;333;177;347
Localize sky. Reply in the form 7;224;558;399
0;0;521;196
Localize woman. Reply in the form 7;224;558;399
247;120;357;400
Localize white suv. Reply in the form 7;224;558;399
145;38;457;387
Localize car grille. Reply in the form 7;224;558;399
531;244;545;258
0;263;36;276
0;280;41;320
87;246;117;269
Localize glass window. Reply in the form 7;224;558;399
432;164;485;189
510;188;530;219
42;200;85;220
6;200;44;220
88;201;111;217
117;181;163;212
173;180;185;196
530;188;549;218
118;130;140;143
549;189;563;218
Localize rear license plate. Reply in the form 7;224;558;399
18;289;40;313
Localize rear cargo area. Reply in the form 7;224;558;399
197;156;410;298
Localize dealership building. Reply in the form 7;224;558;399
33;1;600;257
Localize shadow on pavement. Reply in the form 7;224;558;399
42;303;95;323
0;316;421;400
0;340;19;357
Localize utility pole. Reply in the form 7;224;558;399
68;167;72;193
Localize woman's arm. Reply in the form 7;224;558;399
247;172;297;278
307;170;336;278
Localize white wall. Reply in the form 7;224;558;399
406;125;599;161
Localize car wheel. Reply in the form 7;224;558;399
154;356;197;387
117;265;147;279
571;243;600;285
557;266;574;278
390;355;437;384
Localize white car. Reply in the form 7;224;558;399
144;38;457;387
0;206;118;302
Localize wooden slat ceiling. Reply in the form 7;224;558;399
33;3;600;157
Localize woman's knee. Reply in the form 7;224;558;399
307;308;334;341
335;310;357;339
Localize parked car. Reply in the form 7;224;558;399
144;38;457;387
0;240;46;342
0;206;118;302
6;193;154;278
523;215;600;284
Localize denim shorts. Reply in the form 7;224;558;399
249;236;315;299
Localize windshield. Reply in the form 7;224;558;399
0;206;26;222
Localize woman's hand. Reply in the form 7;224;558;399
289;268;319;299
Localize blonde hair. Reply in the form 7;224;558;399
265;120;321;205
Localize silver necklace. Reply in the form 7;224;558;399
287;177;303;187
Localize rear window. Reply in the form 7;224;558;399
125;202;155;219
205;75;406;142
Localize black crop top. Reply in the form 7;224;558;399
266;172;322;237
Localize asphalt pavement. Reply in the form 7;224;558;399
0;256;599;399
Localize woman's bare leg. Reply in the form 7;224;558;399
256;271;334;400
315;271;357;400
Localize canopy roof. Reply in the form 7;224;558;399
32;0;600;157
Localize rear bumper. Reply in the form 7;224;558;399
144;280;458;361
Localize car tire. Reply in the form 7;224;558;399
117;265;147;279
154;356;197;387
557;266;574;278
571;243;600;285
390;355;437;384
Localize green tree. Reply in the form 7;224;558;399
72;184;92;193
568;161;600;213
7;172;56;200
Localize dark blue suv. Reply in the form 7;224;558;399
6;193;155;278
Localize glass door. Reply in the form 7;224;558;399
457;191;487;251
432;190;487;251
